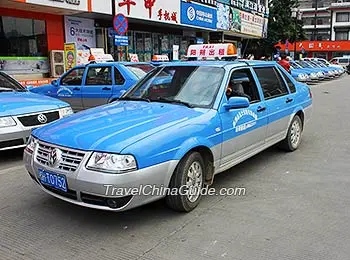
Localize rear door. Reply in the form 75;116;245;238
56;67;85;111
253;66;294;144
81;65;113;109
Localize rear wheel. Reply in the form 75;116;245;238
165;152;205;212
279;115;303;152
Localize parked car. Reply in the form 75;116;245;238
290;61;321;81
29;62;155;111
296;60;329;79
329;56;350;68
304;59;340;77
24;59;312;212
307;58;345;74
0;71;73;151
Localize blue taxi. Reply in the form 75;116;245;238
23;47;312;213
29;62;155;111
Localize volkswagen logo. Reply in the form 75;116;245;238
187;6;196;21
48;148;62;168
37;114;48;124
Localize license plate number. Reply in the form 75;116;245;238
38;169;67;192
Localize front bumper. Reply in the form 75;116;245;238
24;141;178;212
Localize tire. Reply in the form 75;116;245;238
165;152;205;212
279;115;303;152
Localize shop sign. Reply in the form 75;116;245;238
116;0;180;25
64;16;96;50
230;0;268;16
224;8;266;38
0;57;49;75
64;43;77;71
181;0;217;29
115;35;129;46
50;0;80;6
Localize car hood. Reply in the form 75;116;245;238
32;101;208;153
28;84;55;94
0;91;68;117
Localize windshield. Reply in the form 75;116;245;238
125;64;155;79
125;66;225;108
0;72;26;92
309;61;321;68
290;62;302;69
297;60;312;68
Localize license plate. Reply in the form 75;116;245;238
38;169;67;192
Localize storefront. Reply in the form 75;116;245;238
113;0;218;61
275;40;350;60
0;0;112;83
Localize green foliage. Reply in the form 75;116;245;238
244;0;307;57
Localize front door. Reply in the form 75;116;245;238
56;67;85;111
82;65;113;109
220;68;268;167
253;66;294;144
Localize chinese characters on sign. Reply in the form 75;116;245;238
64;16;96;50
231;0;268;16
187;44;233;58
116;0;180;25
157;9;178;23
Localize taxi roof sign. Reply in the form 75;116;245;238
186;43;237;59
152;55;169;62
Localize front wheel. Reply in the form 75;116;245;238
165;152;205;212
279;115;303;152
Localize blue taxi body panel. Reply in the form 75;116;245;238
32;60;312;170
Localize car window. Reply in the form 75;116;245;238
0;72;26;92
125;64;155;79
61;67;85;86
227;69;261;103
254;67;289;100
277;68;296;93
114;67;125;85
339;58;349;63
126;66;225;108
85;66;112;86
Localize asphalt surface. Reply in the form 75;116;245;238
1;75;350;260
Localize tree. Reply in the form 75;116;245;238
243;0;306;58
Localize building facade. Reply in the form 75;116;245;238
0;0;269;83
276;0;350;59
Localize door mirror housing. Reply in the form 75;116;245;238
51;79;58;86
224;97;250;110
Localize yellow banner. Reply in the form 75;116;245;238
64;43;77;71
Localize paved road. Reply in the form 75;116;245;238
1;76;350;260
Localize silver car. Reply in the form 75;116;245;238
0;72;73;151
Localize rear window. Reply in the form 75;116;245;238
125;64;155;79
339;58;349;63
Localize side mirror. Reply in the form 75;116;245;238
224;97;250;110
51;79;58;86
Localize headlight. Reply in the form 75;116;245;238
0;116;16;128
60;107;74;118
86;152;137;174
25;136;37;154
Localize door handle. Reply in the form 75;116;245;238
73;87;80;91
257;106;266;112
286;98;294;103
102;87;112;91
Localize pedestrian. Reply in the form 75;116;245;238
278;54;291;73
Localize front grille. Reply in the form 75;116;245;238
36;142;85;172
18;111;60;127
0;138;25;149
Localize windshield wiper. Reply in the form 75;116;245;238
117;97;151;102
154;97;194;108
